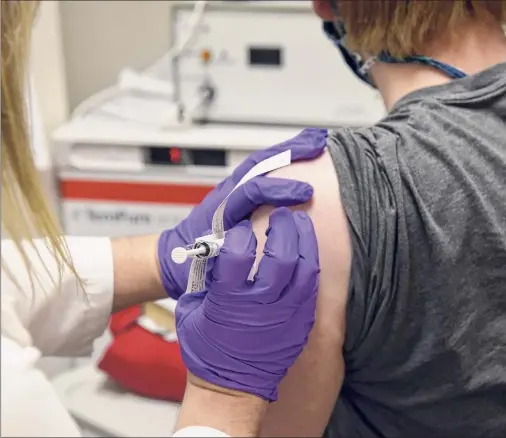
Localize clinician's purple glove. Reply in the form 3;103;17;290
175;207;320;402
158;128;327;299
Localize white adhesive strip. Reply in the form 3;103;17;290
185;149;292;294
212;150;292;238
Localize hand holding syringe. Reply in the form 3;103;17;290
157;129;327;298
172;149;295;293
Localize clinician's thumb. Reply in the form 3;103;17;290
211;220;257;288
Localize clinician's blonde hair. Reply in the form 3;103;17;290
1;1;77;287
338;0;506;58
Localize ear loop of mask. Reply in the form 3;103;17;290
358;57;377;78
327;0;378;83
326;0;468;82
378;54;468;79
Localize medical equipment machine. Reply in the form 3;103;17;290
171;1;386;127
56;3;386;234
71;1;385;130
54;120;302;238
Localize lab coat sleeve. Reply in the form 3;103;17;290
1;236;114;357
1;334;232;438
1;335;82;437
172;426;230;437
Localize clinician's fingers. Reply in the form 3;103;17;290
232;128;328;178
175;291;206;327
283;211;320;305
253;208;299;302
224;177;314;229
210;220;257;287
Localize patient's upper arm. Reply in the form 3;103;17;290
251;149;352;437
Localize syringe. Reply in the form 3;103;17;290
171;235;225;264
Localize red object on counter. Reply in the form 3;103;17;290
108;305;141;334
98;306;187;402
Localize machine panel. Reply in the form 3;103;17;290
53;119;305;238
62;201;195;238
172;3;386;127
59;171;220;237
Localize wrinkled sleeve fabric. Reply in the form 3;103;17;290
2;335;234;437
1;236;114;357
1;336;82;437
326;128;401;375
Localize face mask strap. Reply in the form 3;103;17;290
358;57;377;77
323;17;468;83
378;53;468;79
323;1;378;86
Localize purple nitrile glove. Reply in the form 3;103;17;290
175;207;320;402
158;128;327;299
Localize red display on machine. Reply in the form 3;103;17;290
169;147;182;164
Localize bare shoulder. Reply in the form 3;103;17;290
251;149;352;436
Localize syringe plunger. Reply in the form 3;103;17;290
171;236;224;265
171;246;207;264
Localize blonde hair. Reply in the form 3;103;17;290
1;1;78;288
338;0;506;58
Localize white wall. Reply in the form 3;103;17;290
31;1;69;140
60;0;173;111
50;0;309;113
31;1;175;133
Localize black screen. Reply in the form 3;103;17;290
248;47;282;66
146;147;226;167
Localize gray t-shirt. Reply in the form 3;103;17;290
325;62;506;438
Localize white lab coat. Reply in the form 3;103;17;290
1;237;114;437
1;236;229;438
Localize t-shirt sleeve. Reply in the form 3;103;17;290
326;128;402;377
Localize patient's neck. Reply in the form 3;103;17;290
372;20;506;111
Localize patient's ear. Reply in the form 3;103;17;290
312;0;334;20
